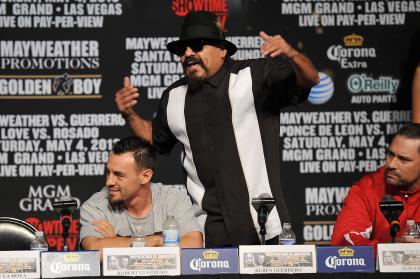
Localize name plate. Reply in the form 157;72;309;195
41;251;100;278
317;246;374;273
103;247;180;276
181;248;238;274
378;243;420;272
239;245;316;274
0;250;40;279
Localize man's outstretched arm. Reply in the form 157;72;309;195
259;31;320;89
115;77;153;143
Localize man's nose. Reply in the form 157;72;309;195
387;156;397;169
184;46;195;56
106;174;115;186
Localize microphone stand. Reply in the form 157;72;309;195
390;219;400;243
62;216;71;251
379;197;404;244
252;195;276;245
260;224;267;245
258;206;268;245
53;198;78;251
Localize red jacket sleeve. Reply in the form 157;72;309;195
331;182;379;248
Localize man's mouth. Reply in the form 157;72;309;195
385;171;399;180
184;57;202;70
187;63;201;71
108;188;120;194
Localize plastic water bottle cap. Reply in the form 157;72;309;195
35;231;44;237
407;220;415;225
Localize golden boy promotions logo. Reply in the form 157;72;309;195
53;73;73;95
171;0;228;30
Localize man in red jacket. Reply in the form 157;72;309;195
331;123;420;253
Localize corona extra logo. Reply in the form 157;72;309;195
202;250;219;260
64;253;80;262
343;33;363;47
338;247;355;257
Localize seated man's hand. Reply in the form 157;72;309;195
92;220;116;238
145;234;163;247
395;236;420;243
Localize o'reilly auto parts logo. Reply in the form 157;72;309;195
347;74;399;94
327;33;376;69
308;72;334;105
347;73;399;104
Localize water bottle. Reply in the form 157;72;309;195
131;226;147;247
279;222;296;245
163;215;179;247
30;231;49;251
403;220;419;239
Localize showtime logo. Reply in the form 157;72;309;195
171;0;228;30
25;216;80;251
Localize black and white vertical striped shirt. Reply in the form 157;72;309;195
152;57;309;247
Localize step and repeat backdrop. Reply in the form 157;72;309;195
0;0;419;250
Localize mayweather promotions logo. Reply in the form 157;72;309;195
0;40;102;99
171;0;228;30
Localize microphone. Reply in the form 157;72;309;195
53;197;78;251
379;194;404;240
252;193;276;245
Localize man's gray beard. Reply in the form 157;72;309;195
187;76;205;90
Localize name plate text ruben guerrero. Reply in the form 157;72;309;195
239;245;316;274
103;247;180;276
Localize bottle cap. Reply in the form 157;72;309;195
134;225;144;232
283;222;291;228
407;220;415;225
35;231;44;237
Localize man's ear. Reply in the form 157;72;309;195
220;48;227;58
139;168;153;184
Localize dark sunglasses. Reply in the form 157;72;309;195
173;39;219;56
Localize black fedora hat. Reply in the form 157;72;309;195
167;11;237;56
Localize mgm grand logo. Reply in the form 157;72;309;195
325;247;366;270
190;250;230;271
